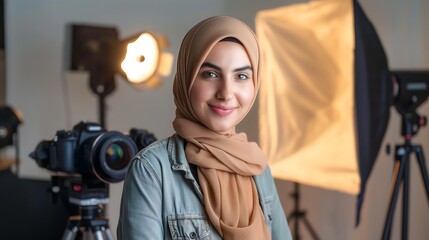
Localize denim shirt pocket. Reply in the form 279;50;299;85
167;214;211;240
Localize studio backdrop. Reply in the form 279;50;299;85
256;0;392;222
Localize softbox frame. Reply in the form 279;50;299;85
353;0;393;224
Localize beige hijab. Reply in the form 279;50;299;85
172;16;270;239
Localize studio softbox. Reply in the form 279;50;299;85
256;0;392;223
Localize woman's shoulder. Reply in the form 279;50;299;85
130;134;185;170
254;165;277;193
255;164;274;179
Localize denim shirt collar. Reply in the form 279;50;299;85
168;134;204;201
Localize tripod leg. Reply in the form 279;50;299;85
402;156;410;240
414;146;429;202
292;183;301;240
91;226;106;240
103;227;114;240
62;228;78;240
287;182;320;240
62;218;80;240
286;213;299;240
382;148;408;240
92;229;105;240
294;216;300;240
302;214;321;240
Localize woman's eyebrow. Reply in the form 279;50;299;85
201;62;221;71
234;66;252;72
201;62;252;72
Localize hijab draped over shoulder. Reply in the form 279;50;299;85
172;16;270;240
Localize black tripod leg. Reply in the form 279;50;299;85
402;155;410;240
290;182;301;240
294;217;300;240
302;214;321;240
414;146;429;202
382;148;407;240
287;182;320;240
287;210;300;240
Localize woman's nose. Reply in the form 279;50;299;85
216;79;233;100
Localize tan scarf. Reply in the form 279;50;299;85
172;16;271;239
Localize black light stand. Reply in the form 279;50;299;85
287;182;321;240
382;114;429;240
69;24;119;129
98;93;107;129
382;71;429;240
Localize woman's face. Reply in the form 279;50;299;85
190;41;255;133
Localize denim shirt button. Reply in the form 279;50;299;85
190;232;197;239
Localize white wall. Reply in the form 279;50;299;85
5;0;429;239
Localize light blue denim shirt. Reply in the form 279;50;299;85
117;134;292;240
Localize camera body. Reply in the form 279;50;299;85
46;121;101;173
30;121;146;183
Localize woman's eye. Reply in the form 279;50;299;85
202;71;218;78
237;73;249;80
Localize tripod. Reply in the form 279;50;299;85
382;111;429;239
50;176;114;240
382;138;429;239
287;182;320;240
62;204;113;240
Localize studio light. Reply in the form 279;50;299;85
69;24;173;127
0;105;23;149
120;32;172;89
0;105;23;173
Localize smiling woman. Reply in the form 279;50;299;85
117;16;292;240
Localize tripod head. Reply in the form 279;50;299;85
49;174;109;206
392;71;429;140
52;175;113;240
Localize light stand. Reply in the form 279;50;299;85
98;94;107;129
69;24;172;128
287;182;320;240
382;112;429;239
382;71;429;239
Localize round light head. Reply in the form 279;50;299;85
121;32;160;84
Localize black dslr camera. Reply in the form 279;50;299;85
29;121;156;183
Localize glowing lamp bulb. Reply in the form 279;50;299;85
121;33;160;84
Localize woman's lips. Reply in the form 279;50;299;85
209;105;236;116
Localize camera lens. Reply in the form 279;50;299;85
105;142;129;170
91;131;138;183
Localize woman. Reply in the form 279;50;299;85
117;16;292;240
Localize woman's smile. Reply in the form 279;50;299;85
209;104;237;116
